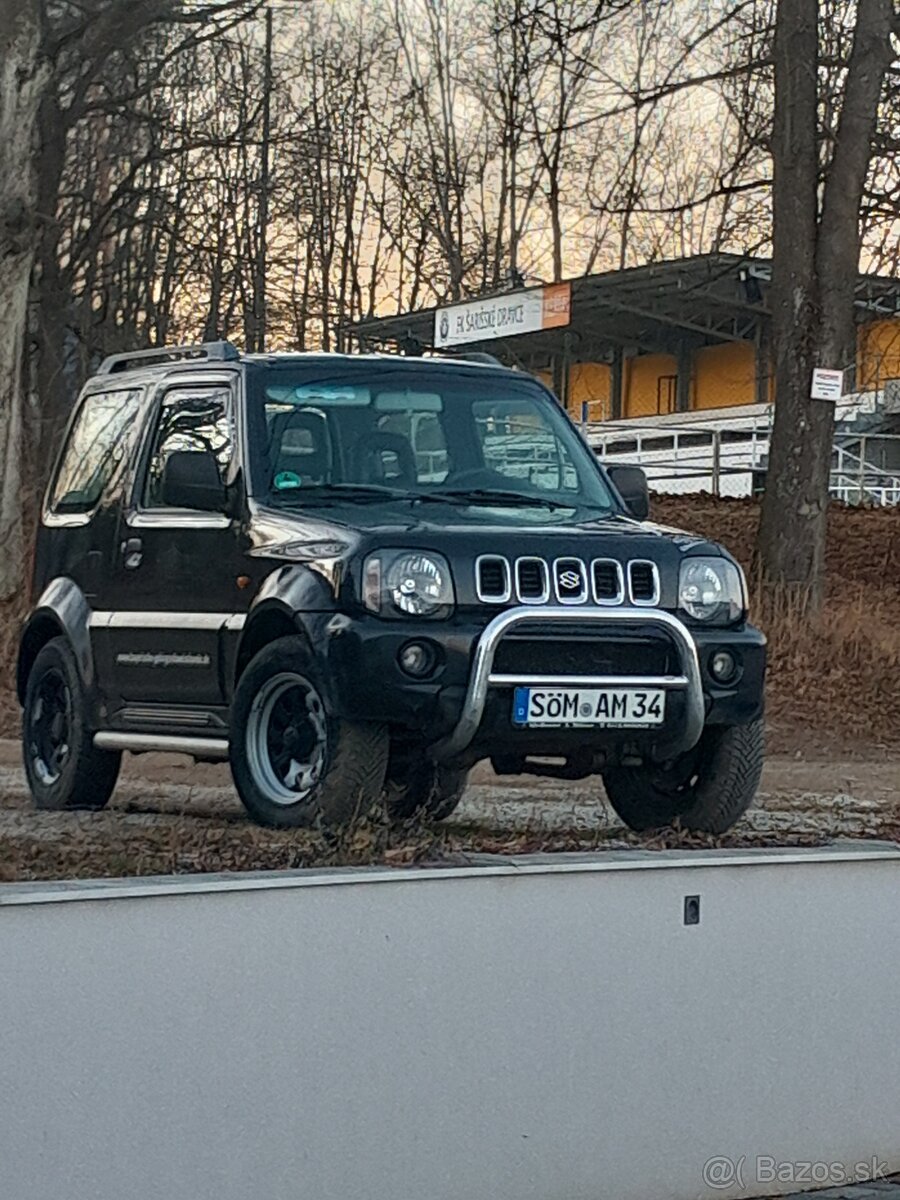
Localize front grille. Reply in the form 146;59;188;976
592;558;625;604
476;555;510;602
515;557;549;602
553;558;588;604
474;555;661;608
628;560;660;605
492;635;674;677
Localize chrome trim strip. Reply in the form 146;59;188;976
120;708;219;728
128;511;232;530
514;556;550;605
88;612;246;630
94;733;230;759
628;560;661;607
488;673;688;688
430;606;704;762
42;510;91;528
475;554;511;603
591;558;626;606
552;557;589;605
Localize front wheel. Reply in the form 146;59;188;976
383;757;469;823
602;719;764;835
230;637;388;829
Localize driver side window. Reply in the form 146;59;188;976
144;387;233;508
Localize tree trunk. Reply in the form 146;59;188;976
755;0;821;603
756;0;894;611
0;0;47;600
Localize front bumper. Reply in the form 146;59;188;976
318;606;766;763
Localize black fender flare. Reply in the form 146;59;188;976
16;578;95;703
232;564;343;689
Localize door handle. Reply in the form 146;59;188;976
121;537;143;570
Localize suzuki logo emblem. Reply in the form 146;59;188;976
559;569;582;590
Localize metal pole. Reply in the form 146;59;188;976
255;5;274;353
711;429;722;497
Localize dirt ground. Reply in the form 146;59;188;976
1;725;898;882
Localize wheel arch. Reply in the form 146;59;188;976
16;579;94;704
234;601;315;686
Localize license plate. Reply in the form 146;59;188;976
512;687;666;728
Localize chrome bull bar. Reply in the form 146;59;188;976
430;606;705;762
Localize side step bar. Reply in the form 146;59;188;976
94;733;230;761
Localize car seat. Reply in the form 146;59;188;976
353;431;418;489
269;410;332;487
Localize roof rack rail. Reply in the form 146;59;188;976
97;341;241;376
434;350;505;367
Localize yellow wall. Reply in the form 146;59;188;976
623;353;678;418
568;362;611;421
693;342;757;409
550;316;900;424
858;319;900;389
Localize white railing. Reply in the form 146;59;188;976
587;412;900;506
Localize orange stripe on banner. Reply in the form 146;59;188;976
542;282;572;329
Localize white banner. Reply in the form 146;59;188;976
434;283;571;348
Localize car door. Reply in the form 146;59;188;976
96;376;245;712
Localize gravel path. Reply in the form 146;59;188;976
1;738;897;845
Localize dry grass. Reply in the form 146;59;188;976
1;804;883;885
652;494;900;750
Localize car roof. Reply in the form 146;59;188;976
88;343;519;388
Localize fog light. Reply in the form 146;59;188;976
710;650;737;682
399;641;436;678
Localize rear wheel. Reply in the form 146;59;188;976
383;756;469;823
231;637;389;829
602;719;764;835
22;637;121;811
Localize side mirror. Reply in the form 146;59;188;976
607;464;650;521
160;450;228;513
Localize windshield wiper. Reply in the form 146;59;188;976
417;487;575;511
271;483;420;504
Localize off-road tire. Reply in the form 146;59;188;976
230;637;389;829
602;718;764;835
22;637;121;811
383;759;469;823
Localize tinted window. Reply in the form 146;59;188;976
250;368;615;516
377;410;449;483
144;387;233;507
473;397;579;492
50;389;142;514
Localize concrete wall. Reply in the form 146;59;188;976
3;846;900;1200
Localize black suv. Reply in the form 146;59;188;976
17;342;765;832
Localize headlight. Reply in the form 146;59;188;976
363;551;455;618
678;557;745;624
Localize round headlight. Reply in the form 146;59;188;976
384;552;454;617
679;557;744;624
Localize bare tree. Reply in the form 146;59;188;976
0;0;48;599
756;0;896;607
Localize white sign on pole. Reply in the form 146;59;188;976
433;283;571;349
810;367;845;402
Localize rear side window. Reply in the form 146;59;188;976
49;389;142;515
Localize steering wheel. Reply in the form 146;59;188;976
444;467;512;489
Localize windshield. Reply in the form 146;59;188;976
248;364;617;520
